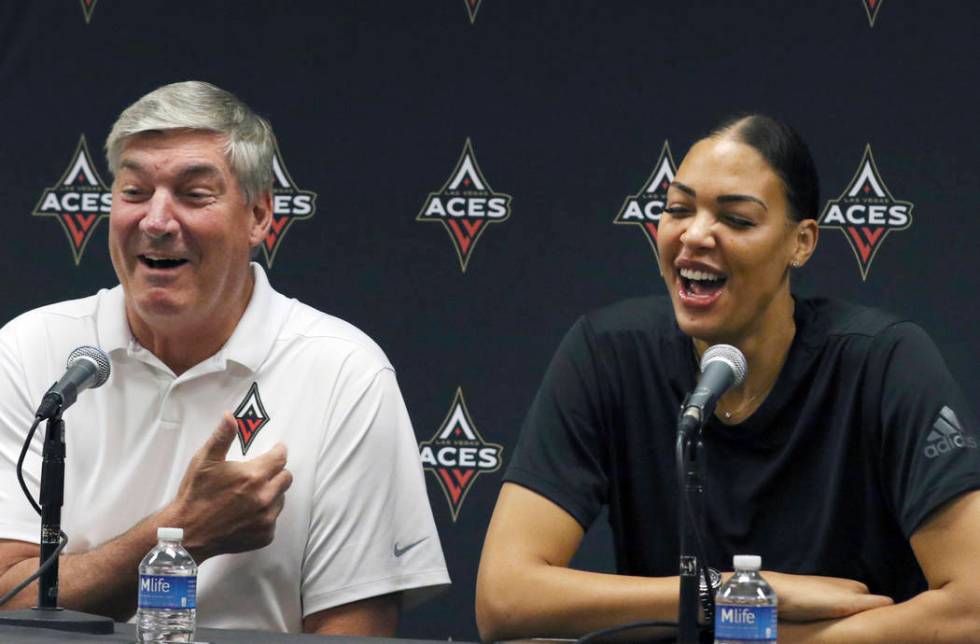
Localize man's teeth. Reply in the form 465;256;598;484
141;255;187;268
679;268;723;281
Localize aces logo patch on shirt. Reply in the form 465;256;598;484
233;382;271;455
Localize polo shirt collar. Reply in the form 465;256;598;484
220;263;289;372
94;263;288;375
96;285;134;357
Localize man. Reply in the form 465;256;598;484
0;81;449;635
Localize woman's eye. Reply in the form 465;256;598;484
663;206;692;216
723;214;754;228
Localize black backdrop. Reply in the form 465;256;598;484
1;1;978;640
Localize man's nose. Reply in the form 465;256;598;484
139;192;179;238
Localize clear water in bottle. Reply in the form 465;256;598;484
714;554;777;644
137;527;197;642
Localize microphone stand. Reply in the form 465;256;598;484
676;397;707;644
0;412;114;634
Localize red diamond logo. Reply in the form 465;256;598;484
32;135;111;265
614;140;678;269
818;145;913;280
261;145;317;268
417;139;513;272
862;0;884;27
232;383;271;455
418;388;503;521
464;0;483;23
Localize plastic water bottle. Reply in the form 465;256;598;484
137;527;197;642
714;555;777;644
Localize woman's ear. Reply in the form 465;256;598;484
791;219;819;268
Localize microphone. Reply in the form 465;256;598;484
678;344;747;439
35;346;111;419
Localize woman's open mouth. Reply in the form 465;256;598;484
678;267;727;305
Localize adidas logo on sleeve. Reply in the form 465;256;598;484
924;406;977;459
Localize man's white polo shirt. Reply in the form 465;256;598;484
0;264;449;631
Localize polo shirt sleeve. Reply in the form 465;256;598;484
504;316;610;530
0;316;46;544
869;322;980;537
300;361;449;617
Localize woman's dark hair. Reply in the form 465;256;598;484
709;114;819;222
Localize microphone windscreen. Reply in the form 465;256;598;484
700;344;747;387
66;346;111;388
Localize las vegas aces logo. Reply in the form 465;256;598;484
80;0;98;23
818;145;913;280
233;382;271;456
417;139;512;272
614;141;677;267
262;145;317;267
33;136;111;265
418;388;503;521
464;0;483;23
861;0;884;27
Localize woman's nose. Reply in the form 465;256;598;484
678;210;716;250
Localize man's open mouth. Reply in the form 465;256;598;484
679;267;727;296
139;255;188;269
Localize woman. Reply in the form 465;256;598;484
476;115;980;642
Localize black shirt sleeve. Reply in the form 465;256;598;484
868;322;980;537
504;316;611;530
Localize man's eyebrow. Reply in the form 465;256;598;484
116;160;223;180
717;194;767;211
118;159;143;173
175;163;224;182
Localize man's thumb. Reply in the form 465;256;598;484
200;412;237;461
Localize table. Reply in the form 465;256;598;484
0;623;464;643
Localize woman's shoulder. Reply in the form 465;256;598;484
796;296;914;340
582;294;677;337
795;297;941;369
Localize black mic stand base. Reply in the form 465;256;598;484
0;607;114;634
0;413;114;634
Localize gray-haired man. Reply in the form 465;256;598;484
0;81;449;635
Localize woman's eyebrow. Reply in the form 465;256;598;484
717;194;767;211
669;181;696;197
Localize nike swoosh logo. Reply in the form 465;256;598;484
393;537;428;557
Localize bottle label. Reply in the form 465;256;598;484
714;604;777;641
138;575;197;610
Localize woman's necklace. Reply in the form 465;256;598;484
716;368;781;421
693;343;780;422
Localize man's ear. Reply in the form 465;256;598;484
248;190;273;249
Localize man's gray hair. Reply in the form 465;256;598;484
105;81;276;206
